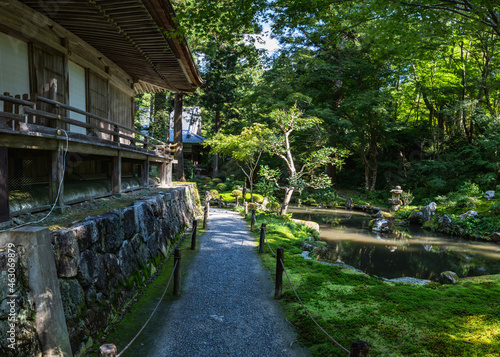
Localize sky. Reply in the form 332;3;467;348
246;23;280;52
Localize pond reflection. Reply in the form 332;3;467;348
289;206;500;280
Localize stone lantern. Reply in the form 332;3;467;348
389;186;403;211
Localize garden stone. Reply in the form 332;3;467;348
459;210;479;220
422;202;437;222
484;190;495;200
345;198;354;210
439;271;459;284
491;232;500;242
370;218;395;233
409;210;424;224
437;215;453;230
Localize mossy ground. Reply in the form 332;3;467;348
241;208;500;357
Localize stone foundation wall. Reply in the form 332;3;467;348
0;184;199;356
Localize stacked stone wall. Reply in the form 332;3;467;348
0;184;199;356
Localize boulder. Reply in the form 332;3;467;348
437;215;453;230
439;271;459;284
484;190;495;200
370;219;395;233
459;210;479;220
422;202;437;222
409;210;424;224
491;232;500;242
345;198;354;210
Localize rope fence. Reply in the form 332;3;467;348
98;219;198;357
260;223;370;357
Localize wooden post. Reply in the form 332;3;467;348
350;340;370;357
235;196;239;207
165;161;173;186
203;205;209;230
50;141;66;211
250;209;256;231
0;147;9;223
259;223;266;254
160;161;167;186
98;344;117;357
191;219;198;250
173;248;181;295
112;151;122;195
275;247;284;299
142;157;150;187
218;195;223;207
244;201;248;217
173;92;185;181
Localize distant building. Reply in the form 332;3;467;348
169;107;205;165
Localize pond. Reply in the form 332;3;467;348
289;205;500;280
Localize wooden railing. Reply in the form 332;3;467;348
0;93;175;157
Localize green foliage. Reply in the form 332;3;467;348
400;191;414;207
458;181;482;197
209;189;218;198
232;189;243;198
216;183;227;192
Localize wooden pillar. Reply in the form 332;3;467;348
0;147;9;223
165;161;173;186
160;161;167;186
173;92;185;181
142;157;150;187
112;151;121;194
50;141;66;210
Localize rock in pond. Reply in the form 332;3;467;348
484;190;495;200
422;202;437;222
437;214;453;230
409;210;424;224
370;218;395;233
459;210;479;220
491;232;500;242
439;271;459;284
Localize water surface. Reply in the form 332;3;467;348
289;206;500;280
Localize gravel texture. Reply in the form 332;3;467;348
152;208;311;357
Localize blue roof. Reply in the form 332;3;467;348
168;129;205;144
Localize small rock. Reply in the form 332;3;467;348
408;210;424;224
437;215;453;230
484;191;495;200
459;210;479;220
491;232;500;242
370;219;395;233
439;271;459;284
422;202;437;222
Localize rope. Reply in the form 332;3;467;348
280;259;350;355
264;227;277;257
0;130;69;233
117;259;179;357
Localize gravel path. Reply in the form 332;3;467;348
151;208;310;357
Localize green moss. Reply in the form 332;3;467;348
245;209;500;357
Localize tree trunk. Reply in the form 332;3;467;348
280;187;294;215
212;109;221;178
174;92;185;181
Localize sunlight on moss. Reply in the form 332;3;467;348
450;315;500;345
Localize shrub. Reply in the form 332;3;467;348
400;191;414;207
490;202;500;213
232;189;243;198
216;183;227;192
459;181;481;197
209;189;219;198
268;202;281;213
435;195;452;205
212;178;222;184
455;195;478;209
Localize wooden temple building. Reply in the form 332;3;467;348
0;0;203;222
